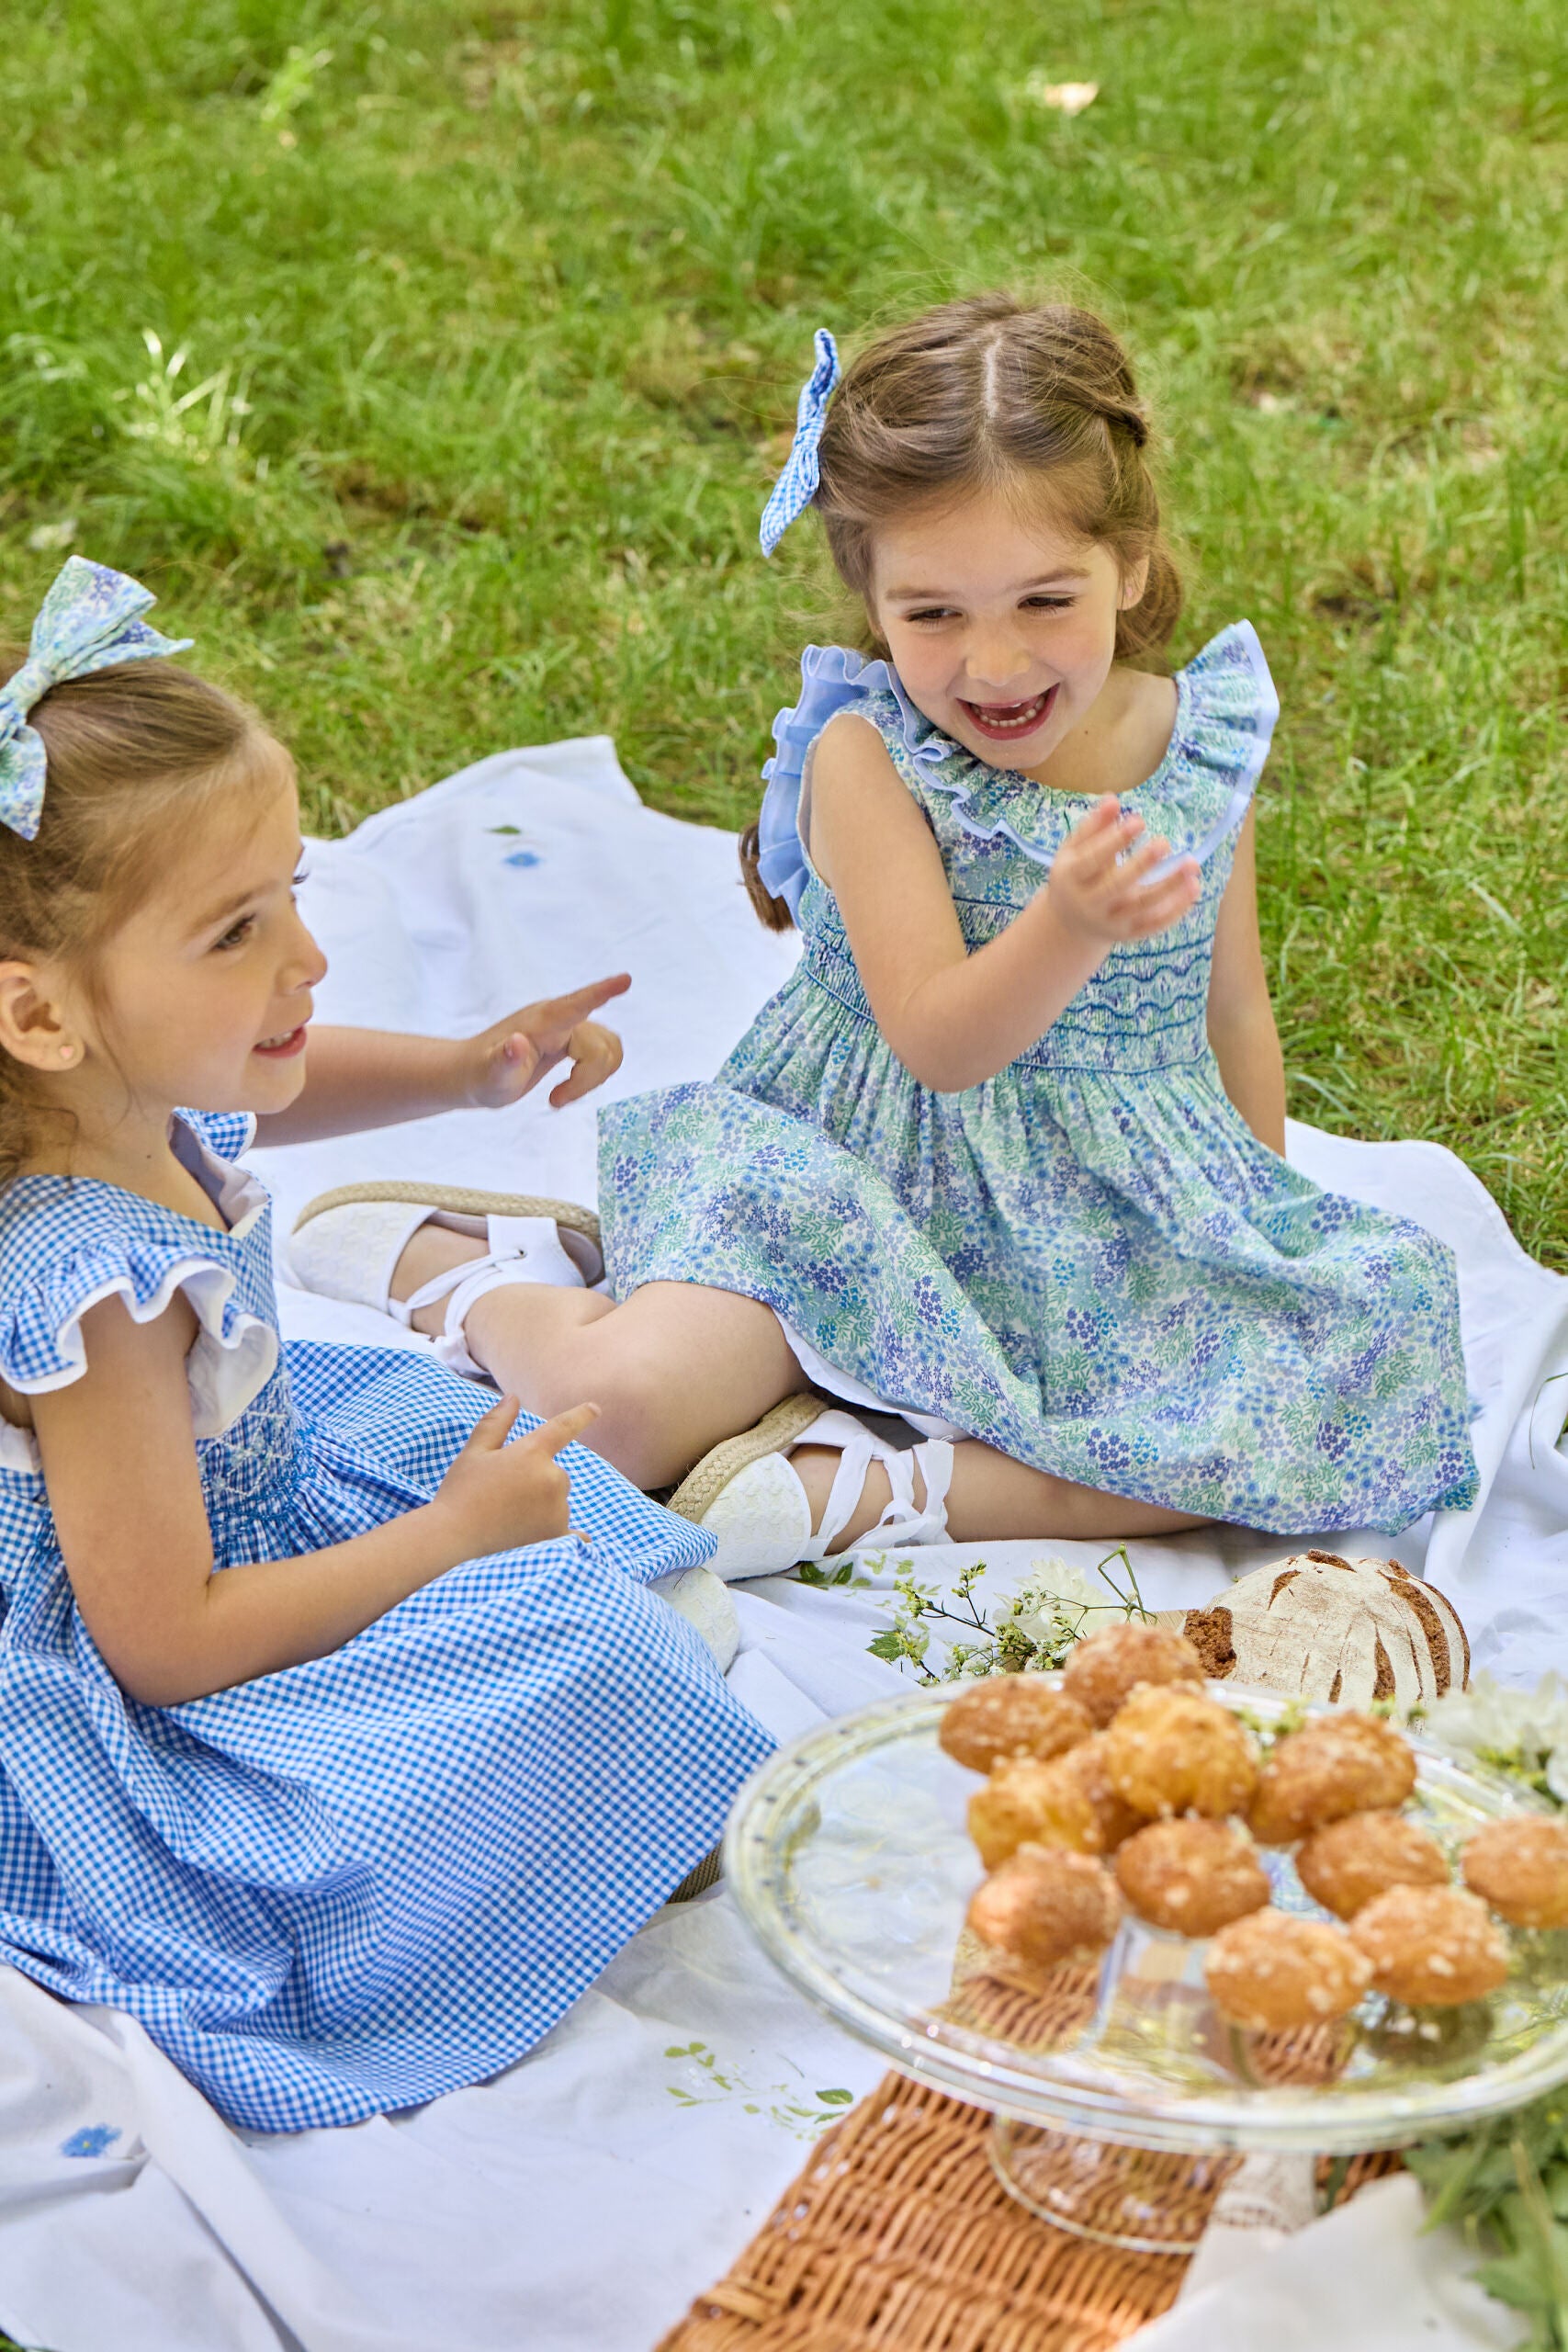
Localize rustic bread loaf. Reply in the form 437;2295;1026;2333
1179;1551;1469;1710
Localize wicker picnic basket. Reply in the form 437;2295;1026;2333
658;1952;1399;2351
656;2064;1399;2352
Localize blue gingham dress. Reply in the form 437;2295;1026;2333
602;625;1476;1535
0;1111;771;2133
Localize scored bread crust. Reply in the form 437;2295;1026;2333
1179;1552;1469;1710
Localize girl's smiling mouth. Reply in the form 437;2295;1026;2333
957;684;1058;741
254;1024;309;1059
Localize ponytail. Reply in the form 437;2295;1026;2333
738;820;795;933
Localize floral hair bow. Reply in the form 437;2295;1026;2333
759;329;840;558
0;556;193;842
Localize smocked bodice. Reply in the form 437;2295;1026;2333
759;621;1280;1080
796;877;1221;1078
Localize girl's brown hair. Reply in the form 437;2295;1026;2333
741;293;1183;928
0;655;273;1182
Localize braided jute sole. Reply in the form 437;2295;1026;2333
667;1845;723;1903
291;1180;602;1249
665;1392;829;1525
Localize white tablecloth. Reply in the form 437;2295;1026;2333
0;737;1560;2351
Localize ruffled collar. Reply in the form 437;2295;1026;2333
754;622;1279;910
171;1114;266;1239
0;1112;266;1248
878;620;1278;874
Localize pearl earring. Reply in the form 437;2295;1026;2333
59;1045;77;1066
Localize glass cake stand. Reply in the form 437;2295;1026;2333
724;1680;1568;2254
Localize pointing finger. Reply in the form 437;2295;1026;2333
462;1396;522;1453
553;974;632;1023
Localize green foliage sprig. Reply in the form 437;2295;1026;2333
1404;1681;1568;2347
826;1546;1151;1679
1406;2098;1568;2350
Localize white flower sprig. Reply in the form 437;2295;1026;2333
800;1547;1150;1680
1418;1672;1568;1806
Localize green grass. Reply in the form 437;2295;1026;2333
3;0;1565;1261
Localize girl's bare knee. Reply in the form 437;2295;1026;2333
536;1349;684;1489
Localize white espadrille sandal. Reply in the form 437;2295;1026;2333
650;1565;740;1675
665;1395;955;1581
289;1182;603;1379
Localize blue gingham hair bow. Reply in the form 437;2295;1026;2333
759;329;841;557
0;556;193;842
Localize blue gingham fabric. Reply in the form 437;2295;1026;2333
0;1113;771;2132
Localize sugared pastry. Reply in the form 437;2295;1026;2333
1296;1809;1449;1921
1461;1816;1568;1930
940;1679;1092;1775
967;1735;1147;1866
1055;1731;1147;1854
968;1755;1096;1866
1349;1884;1509;2006
1102;1685;1259;1820
1113;1817;1271;1937
1205;1908;1371;2030
1247;1713;1417;1846
965;1844;1122;1987
1061;1622;1206;1729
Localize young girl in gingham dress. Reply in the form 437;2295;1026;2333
0;557;769;2133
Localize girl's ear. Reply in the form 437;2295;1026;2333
1118;554;1152;611
0;962;81;1075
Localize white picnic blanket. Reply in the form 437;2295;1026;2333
0;740;1562;2352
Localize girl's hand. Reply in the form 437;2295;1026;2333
429;1397;600;1558
467;975;630;1109
1047;796;1201;946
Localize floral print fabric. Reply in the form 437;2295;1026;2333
599;624;1477;1534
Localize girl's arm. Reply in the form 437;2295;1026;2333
254;975;630;1146
30;1294;598;1707
807;717;1201;1093
1205;807;1286;1152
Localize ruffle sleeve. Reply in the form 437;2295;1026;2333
1157;619;1280;864
0;1222;277;1441
754;644;953;919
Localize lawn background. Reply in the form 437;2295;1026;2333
3;0;1565;1262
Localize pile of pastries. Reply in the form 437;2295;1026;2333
945;1623;1568;2031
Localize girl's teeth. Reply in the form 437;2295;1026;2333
968;694;1049;730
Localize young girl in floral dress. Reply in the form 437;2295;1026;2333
0;558;769;2132
298;295;1476;1573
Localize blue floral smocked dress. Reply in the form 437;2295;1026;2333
0;1110;771;2132
600;624;1477;1535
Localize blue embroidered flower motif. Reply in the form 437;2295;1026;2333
61;2124;121;2158
504;849;543;869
